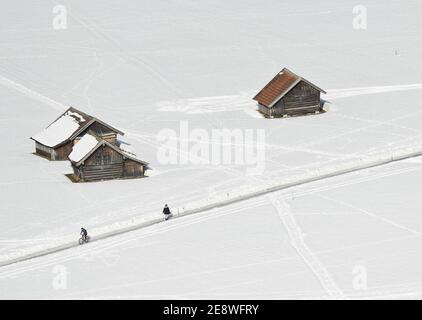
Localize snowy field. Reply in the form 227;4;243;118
1;0;422;299
1;158;422;299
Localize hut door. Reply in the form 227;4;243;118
125;162;135;177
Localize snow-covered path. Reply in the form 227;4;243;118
1;137;422;269
1;158;422;299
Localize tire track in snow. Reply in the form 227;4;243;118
268;193;344;299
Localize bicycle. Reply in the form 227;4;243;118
78;235;90;245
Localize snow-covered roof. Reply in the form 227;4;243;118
68;134;99;163
116;138;149;165
31;107;92;148
31;108;90;148
119;141;137;158
31;107;124;148
69;135;149;167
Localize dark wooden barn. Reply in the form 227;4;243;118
31;107;124;160
253;68;326;118
68;134;149;182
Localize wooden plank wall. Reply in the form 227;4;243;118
123;159;145;178
54;142;74;160
82;163;123;181
270;81;321;117
85;145;123;166
72;144;146;182
282;81;320;114
257;104;271;117
78;144;124;182
35;142;53;159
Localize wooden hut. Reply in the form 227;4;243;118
68;134;149;182
253;68;326;118
31;107;124;160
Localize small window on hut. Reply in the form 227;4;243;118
95;154;102;165
102;154;111;164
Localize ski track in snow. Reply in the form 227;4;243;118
156;83;422;114
326;84;422;99
283;165;422;205
61;3;184;97
317;194;422;237
0;74;67;112
268;193;344;299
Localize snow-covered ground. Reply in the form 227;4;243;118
1;158;422;299
1;0;422;299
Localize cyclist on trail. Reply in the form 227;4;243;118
163;204;172;220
